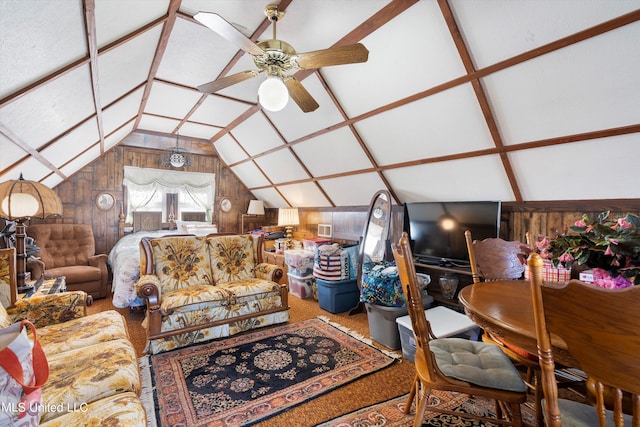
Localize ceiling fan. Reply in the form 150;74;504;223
194;3;369;113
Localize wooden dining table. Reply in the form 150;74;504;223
458;280;578;367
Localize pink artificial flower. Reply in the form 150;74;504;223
558;252;574;263
539;249;553;259
618;217;633;229
574;220;587;228
535;237;549;251
604;246;614;256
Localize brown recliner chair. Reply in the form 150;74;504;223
26;223;108;300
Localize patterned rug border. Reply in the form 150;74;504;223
315;390;536;427
139;316;399;427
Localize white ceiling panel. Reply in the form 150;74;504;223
319;173;388;206
0;133;27;171
231;161;271;188
217;53;263;103
322;1;466;118
102;88;145;135
486;22;640;145
254;150;310;184
451;0;640;69
0;65;95;150
178;122;222;140
249;187;288;209
42;173;64;190
60;145;101;179
137;115;181;133
384;155;515;202
0;0;86;98
293;127;373;177
509;135;640;201
232;112;285;156
5;155;56;184
98;26;162;106
214;134;249;165
157;16;240;89
105;123;135;151
95;0;169;48
272;0;391;53
189;96;252;127
356;84;493;166
40;119;100;168
264;74;344;141
277;182;331;207
144;82;203;118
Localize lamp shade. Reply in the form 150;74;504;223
258;76;289;111
247;200;265;215
0;174;63;220
277;208;299;226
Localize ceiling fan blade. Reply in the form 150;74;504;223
294;43;369;69
284;78;319;113
194;12;264;56
197;70;260;93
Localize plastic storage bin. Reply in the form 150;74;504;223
302;238;332;253
288;272;315;299
316;278;359;314
365;295;433;350
284;249;315;276
396;306;480;361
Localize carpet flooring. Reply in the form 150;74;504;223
316;390;536;427
140;317;398;427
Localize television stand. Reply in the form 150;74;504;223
413;261;473;312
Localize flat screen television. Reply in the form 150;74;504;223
403;201;501;267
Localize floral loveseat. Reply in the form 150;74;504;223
136;233;289;354
1;248;145;425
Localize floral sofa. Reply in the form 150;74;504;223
1;248;145;425
136;233;289;354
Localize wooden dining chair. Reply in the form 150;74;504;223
464;230;547;420
528;253;639;426
393;232;527;427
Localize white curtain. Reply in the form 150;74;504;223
123;166;215;223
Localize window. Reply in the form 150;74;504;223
123;166;215;223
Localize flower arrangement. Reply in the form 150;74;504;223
534;211;640;288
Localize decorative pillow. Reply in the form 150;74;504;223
150;236;213;293
208;235;255;284
360;260;406;307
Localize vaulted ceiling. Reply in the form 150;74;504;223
1;0;639;208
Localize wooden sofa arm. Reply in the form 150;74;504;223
135;275;163;336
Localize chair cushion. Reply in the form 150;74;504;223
430;338;527;392
150;236;214;293
542;398;634;426
208;235;256;283
45;265;102;283
160;284;230;314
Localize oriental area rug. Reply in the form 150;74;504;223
316;390;535;427
140;317;397;427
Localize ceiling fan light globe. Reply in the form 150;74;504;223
258;77;289;111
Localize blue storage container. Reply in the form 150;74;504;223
315;278;359;314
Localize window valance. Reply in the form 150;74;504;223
123;166;215;223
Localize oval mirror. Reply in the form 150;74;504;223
351;190;392;314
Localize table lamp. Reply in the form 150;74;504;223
241;200;265;233
0;174;63;289
277;208;299;248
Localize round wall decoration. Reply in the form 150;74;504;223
220;198;232;213
96;192;115;211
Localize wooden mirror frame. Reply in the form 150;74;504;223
351;190;392;314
